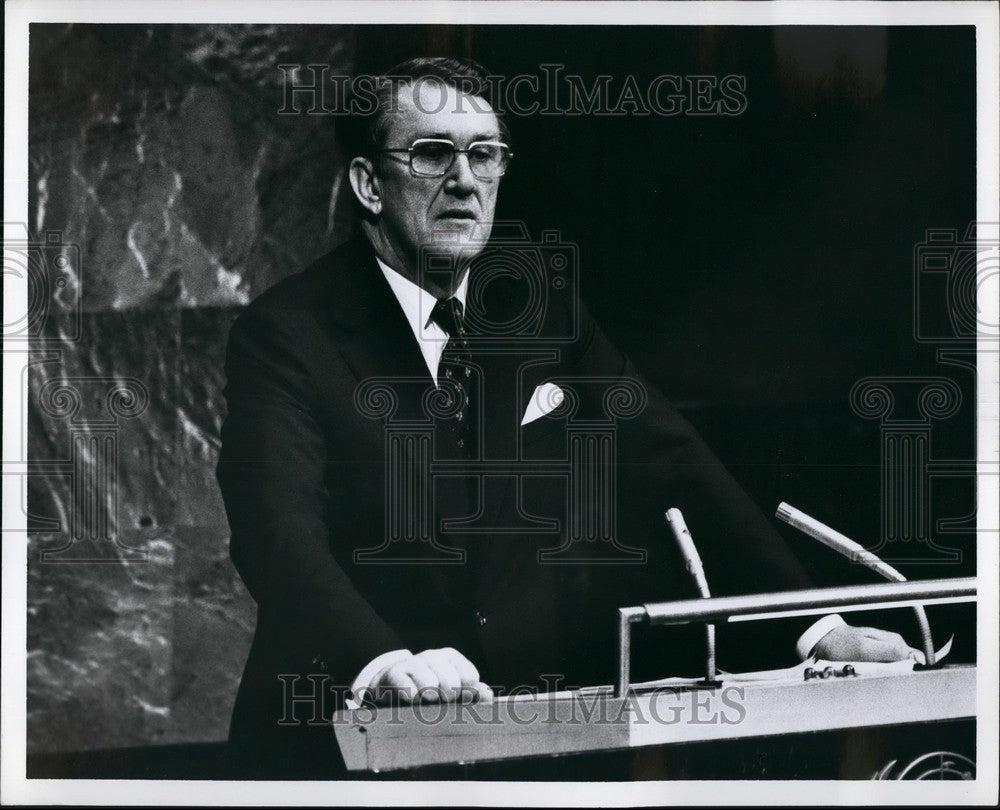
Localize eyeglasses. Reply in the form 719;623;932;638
379;138;513;180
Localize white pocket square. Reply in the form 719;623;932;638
521;383;564;426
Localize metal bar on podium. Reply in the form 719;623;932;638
615;577;976;697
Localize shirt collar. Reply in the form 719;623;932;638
375;256;470;336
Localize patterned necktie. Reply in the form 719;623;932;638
429;297;484;597
429;296;474;458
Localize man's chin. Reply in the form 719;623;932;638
418;226;490;285
432;218;492;244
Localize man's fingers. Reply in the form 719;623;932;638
861;628;906;645
859;637;909;662
858;628;913;661
371;649;485;705
423;661;463;699
471;681;494;704
415;648;480;696
420;648;480;684
371;658;442;704
404;658;445;701
814;625;919;663
373;668;419;704
451;681;493;704
443;650;480;686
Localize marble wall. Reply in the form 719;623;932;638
26;24;357;754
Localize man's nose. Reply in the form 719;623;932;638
444;152;477;194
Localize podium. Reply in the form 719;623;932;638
332;578;977;779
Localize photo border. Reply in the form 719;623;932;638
3;1;997;805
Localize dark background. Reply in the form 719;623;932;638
25;23;977;767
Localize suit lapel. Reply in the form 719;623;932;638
320;239;484;604
317;240;560;603
320;238;432;387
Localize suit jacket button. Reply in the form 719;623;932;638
476;611;487;627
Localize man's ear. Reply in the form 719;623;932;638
348;157;382;216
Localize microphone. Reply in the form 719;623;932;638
775;502;936;665
665;508;717;683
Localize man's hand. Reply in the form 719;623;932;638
367;647;493;705
812;624;923;662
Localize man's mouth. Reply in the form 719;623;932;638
439;210;478;220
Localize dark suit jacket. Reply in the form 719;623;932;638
216;236;813;775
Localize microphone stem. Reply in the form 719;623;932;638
705;623;716;679
665;509;717;682
776;503;936;666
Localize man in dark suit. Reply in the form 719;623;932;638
216;56;921;778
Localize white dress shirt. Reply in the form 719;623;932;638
375;256;470;386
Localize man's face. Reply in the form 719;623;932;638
373;80;502;279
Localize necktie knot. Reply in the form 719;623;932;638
429;296;465;338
